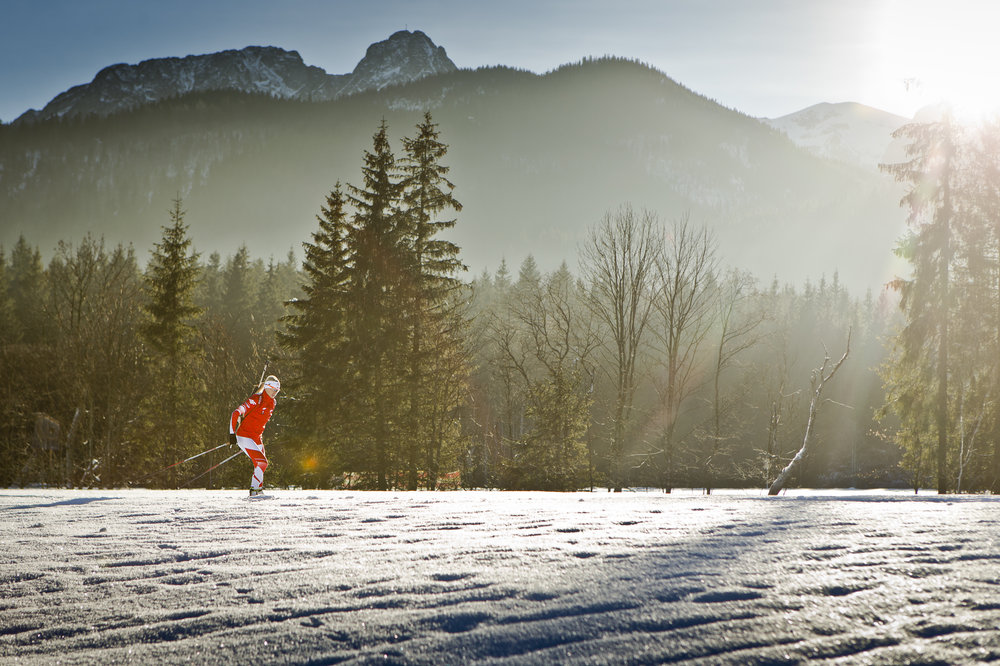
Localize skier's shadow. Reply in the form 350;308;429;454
3;496;116;511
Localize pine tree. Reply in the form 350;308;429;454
286;117;469;490
278;186;351;487
281;185;352;441
399;112;467;489
881;116;960;494
343;120;409;489
141;197;204;486
144;198;202;359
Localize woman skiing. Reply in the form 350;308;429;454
229;375;280;497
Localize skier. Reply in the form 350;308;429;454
229;375;280;497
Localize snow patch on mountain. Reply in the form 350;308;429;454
764;102;909;170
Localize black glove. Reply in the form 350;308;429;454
229;433;238;447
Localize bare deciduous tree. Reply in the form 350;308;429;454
650;215;718;492
498;263;599;490
703;268;765;493
580;204;659;492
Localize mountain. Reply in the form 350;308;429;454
763;102;910;170
13;30;456;125
0;43;905;293
336;29;456;97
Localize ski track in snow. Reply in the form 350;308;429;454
3;489;1000;664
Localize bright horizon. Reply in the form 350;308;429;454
2;0;999;125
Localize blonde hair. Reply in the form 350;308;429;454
255;374;280;395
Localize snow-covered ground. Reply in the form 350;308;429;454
4;488;1000;664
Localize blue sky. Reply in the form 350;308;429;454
2;0;998;123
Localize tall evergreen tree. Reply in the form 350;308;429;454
345;120;408;490
399;112;467;488
286;117;469;490
281;184;353;471
141;197;204;485
881;115;960;494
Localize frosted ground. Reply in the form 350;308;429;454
3;488;1000;664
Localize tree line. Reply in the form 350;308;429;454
1;218;299;488
5;111;996;492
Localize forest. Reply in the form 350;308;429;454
3;110;999;493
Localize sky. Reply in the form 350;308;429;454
2;0;1000;124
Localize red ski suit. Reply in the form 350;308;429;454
230;390;276;490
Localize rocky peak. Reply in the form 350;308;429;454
14;31;456;125
337;30;457;97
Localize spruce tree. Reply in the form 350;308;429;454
141;197;204;486
399;112;467;489
881;116;960;494
345;121;408;490
281;185;352;448
287;117;468;490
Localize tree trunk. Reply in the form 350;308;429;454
769;334;850;496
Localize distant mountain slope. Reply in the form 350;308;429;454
764;102;910;170
14;30;455;125
0;57;903;292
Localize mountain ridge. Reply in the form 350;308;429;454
14;30;456;125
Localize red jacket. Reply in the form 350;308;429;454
230;391;276;440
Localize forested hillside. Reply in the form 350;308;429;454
0;58;902;293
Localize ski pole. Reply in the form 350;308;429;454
257;359;270;388
183;450;242;487
131;442;231;485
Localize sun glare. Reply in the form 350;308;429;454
870;0;1000;122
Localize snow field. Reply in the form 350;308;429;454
3;489;1000;664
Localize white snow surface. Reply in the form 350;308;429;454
3;488;1000;664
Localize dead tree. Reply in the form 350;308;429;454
768;332;851;496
